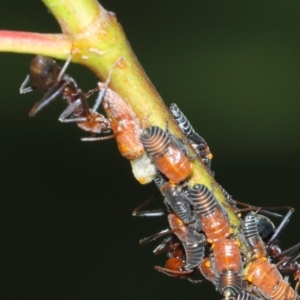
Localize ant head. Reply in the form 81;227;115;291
29;56;61;90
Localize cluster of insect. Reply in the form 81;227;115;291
20;55;300;300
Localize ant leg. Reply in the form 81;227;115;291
132;190;167;217
152;236;179;255
29;53;73;116
92;83;107;113
154;265;196;280
277;242;300;263
59;51;93;118
139;228;173;245
29;81;66;117
234;207;283;218
28;53;74;116
84;87;99;99
58;99;102;124
59;95;115;141
80;134;116;141
58;51;92;118
267;208;294;245
59;99;85;123
19;75;33;94
234;200;293;219
92;58;121;112
275;246;300;288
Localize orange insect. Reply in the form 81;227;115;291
246;257;298;300
211;239;243;299
244;209;300;292
199;258;258;300
187;183;232;244
199;257;216;284
20;55;113;139
187;184;246;299
140;126;193;183
82;81;144;161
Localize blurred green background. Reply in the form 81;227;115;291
1;0;300;299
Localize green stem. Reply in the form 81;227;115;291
42;0;103;35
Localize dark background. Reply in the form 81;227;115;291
1;1;300;299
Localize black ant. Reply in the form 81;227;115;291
20;54;114;140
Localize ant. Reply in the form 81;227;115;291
20;54;114;140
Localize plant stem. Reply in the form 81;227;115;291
0;31;71;58
0;0;241;230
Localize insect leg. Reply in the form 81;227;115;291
19;75;33;94
132;190;167;217
139;229;173;245
29;80;66;116
58;99;85;122
92;58;121;112
267;208;294;245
